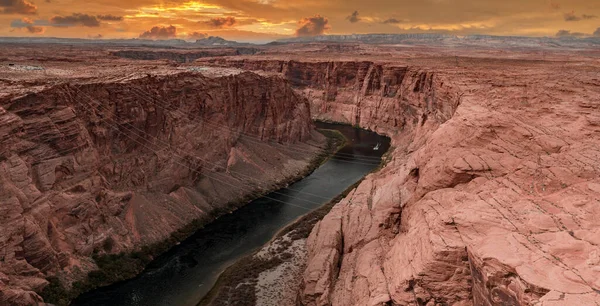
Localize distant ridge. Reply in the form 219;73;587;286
276;33;456;44
194;36;250;46
0;36;253;48
275;33;600;48
0;34;598;48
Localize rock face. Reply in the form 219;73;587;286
0;71;323;305
202;57;600;305
110;48;259;63
202;59;448;128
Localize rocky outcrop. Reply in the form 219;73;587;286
200;59;451;129
202;58;600;305
110;48;259;63
0;71;324;305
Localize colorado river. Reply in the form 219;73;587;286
72;122;390;306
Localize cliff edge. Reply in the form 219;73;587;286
0;71;324;305
203;57;600;306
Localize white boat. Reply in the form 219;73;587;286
373;143;380;151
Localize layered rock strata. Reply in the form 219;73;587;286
202;58;600;305
0;71;324;305
110;48;260;63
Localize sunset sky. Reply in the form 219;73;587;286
1;0;600;42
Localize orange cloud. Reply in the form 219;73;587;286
295;15;329;36
50;13;101;27
346;11;360;23
383;18;403;24
201;16;236;28
26;25;44;33
10;17;44;33
139;25;177;39
187;31;207;40
97;14;123;21
0;0;37;14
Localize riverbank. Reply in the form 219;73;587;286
198;125;392;305
198;177;366;306
41;128;345;306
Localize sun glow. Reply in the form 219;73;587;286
177;1;222;11
392;21;494;32
236;19;297;35
120;0;294;36
125;1;231;19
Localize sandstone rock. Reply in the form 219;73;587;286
202;56;600;306
0;70;324;301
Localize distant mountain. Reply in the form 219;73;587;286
277;34;455;44
0;36;255;48
1;34;598;49
275;33;600;48
194;36;251;46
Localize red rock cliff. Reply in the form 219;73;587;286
0;71;323;305
202;58;600;306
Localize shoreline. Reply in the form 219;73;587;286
41;127;346;306
198;129;390;305
198;177;368;306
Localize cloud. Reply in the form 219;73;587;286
22;17;42;33
564;11;597;21
26;25;43;33
295;15;329;37
12;14;109;30
50;13;101;27
88;34;103;39
0;0;37;14
200;16;236;28
10;17;28;27
563;12;580;21
556;29;586;37
346;11;360;23
9;17;44;33
594;27;600;36
10;17;35;27
139;25;177;39
97;14;123;21
25;24;43;33
383;18;403;24
187;31;208;40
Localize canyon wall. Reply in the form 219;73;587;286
201;59;456;130
203;58;600;305
110;48;260;63
0;71;323;305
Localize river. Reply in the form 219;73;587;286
72;122;390;306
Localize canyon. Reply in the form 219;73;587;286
0;57;327;305
201;51;600;305
1;40;600;306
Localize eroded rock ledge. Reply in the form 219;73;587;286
0;71;325;305
202;58;600;305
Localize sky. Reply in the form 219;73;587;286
1;0;600;42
